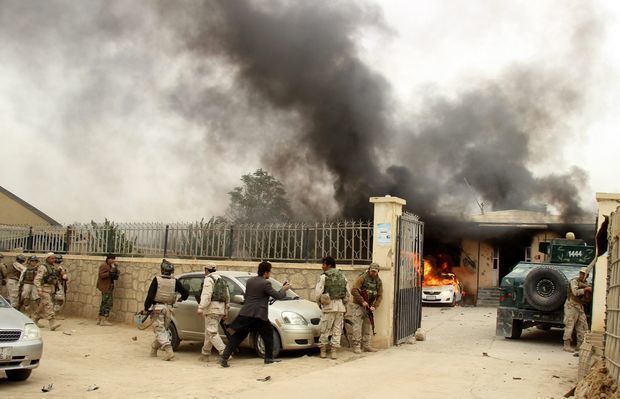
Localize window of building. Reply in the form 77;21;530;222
524;246;532;262
493;247;500;270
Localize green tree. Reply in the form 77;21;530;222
227;169;292;223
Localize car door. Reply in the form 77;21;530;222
175;276;204;340
219;276;244;340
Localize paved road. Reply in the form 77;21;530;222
0;307;577;398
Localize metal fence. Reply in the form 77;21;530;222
606;209;620;383
0;220;373;263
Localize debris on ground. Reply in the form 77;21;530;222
574;360;618;399
256;376;271;382
414;328;426;341
131;336;138;341
482;352;489;357
84;354;90;357
63;331;72;336
512;377;522;380
41;383;53;392
87;384;99;391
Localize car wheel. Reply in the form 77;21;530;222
254;329;281;359
168;322;180;351
536;324;552;331
523;266;568;311
5;369;32;381
507;319;523;339
450;294;456;307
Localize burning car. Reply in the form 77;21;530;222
422;258;464;306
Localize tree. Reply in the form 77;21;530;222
227;169;292;223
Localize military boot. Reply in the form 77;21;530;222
100;317;113;327
162;346;175;361
96;316;101;325
320;346;327;359
563;340;574;352
49;319;61;331
35;318;46;329
363;345;378;353
150;342;159;357
330;347;338;360
353;345;362;354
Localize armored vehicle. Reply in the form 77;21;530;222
496;237;594;339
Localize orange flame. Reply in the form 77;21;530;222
423;257;460;289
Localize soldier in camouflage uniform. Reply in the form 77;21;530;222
143;260;189;361
197;264;230;361
34;253;62;331
563;267;591;352
314;256;350;359
19;256;41;318
53;254;68;319
4;255;25;307
350;263;383;354
0;253;7;299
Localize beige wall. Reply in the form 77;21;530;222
0;191;54;226
592;193;620;332
0;252;368;325
530;231;561;262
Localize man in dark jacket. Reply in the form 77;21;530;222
219;261;289;367
96;254;117;326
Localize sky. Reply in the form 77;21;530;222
1;0;618;224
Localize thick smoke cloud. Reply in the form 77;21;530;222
0;0;605;233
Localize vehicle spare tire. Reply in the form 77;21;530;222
523;266;568;311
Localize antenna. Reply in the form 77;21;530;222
464;178;485;214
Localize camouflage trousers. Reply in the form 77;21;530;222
563;304;588;346
99;288;114;317
53;285;65;314
36;291;55;321
20;284;39;317
350;304;373;348
319;311;344;348
6;279;20;307
152;304;172;350
202;314;225;355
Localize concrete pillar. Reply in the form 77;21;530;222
369;195;406;348
591;193;620;332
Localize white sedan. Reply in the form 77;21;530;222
422;275;463;306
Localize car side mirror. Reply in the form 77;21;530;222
232;294;245;305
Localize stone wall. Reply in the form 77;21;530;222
0;252;370;324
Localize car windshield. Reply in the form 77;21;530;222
0;296;9;308
235;276;299;300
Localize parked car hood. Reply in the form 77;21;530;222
423;285;454;291
0;307;32;328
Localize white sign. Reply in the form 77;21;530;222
377;223;391;246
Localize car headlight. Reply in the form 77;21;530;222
23;323;41;340
281;311;307;325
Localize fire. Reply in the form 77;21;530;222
423;257;460;289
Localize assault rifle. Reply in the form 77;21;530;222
359;289;376;335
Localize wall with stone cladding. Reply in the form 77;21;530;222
0;252;369;324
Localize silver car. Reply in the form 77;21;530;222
0;296;43;381
169;271;322;357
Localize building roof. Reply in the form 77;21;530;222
466;209;594;228
0;186;61;226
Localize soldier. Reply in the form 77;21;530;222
197;263;230;361
350;263;383;354
563;267;591;352
19;256;41;318
53;254;69;319
4;254;26;307
33;252;62;331
314;255;349;359
0;253;7;299
96;254;117;326
143;259;189;361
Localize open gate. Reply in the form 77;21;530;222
394;211;424;344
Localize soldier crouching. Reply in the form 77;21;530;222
143;259;189;361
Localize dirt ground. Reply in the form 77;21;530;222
1;306;578;399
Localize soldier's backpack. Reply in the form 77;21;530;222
210;276;229;302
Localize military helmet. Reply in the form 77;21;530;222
16;254;26;263
28;255;39;262
161;259;174;276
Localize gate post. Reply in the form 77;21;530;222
369;195;406;349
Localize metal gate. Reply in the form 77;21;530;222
394;211;424;344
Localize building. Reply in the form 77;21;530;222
0;185;60;226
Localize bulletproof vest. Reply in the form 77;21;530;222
209;276;229;302
23;267;37;284
362;273;381;302
6;262;21;280
567;277;588;306
323;268;347;299
154;275;176;305
42;262;58;285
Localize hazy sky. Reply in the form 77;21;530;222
1;0;618;224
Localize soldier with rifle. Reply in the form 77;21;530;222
53;254;69;319
350;263;383;354
563;267;591;352
33;253;62;331
18;256;41;317
5;254;26;307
